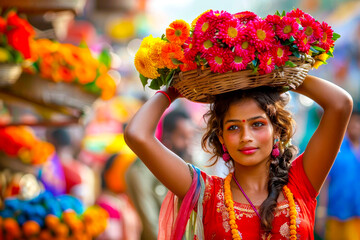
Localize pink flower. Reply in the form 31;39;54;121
183;37;198;60
248;20;275;51
299;14;322;44
294;31;311;54
204;46;232;73
275;16;299;40
193;10;218;40
217;17;243;47
258;51;275;74
265;14;281;28
234;39;256;59
197;37;217;55
271;42;292;66
233;11;260;24
317;21;334;52
230;46;252;71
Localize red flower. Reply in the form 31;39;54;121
179;57;197;72
317;22;334;52
233;11;260;24
294;31;311;54
0;17;6;33
275;16;299;40
204;46;232;73
248;20;275;51
299;14;322;44
217;17;243;47
6;28;32;59
183;37;198;60
7;11;35;36
265;14;281;29
271;42;292;66
230;46;252;71
258;51;275;74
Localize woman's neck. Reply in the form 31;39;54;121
231;162;269;205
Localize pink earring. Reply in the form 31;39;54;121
222;144;231;162
271;141;280;158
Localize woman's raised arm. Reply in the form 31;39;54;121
124;88;193;198
294;75;353;192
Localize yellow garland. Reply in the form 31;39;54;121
224;173;297;240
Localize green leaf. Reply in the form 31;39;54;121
275;10;281;16
171;58;183;65
289;36;295;43
312;46;325;52
293;51;300;58
283;39;292;46
285;61;297;67
139;74;149;88
310;46;319;54
165;69;175;87
149;78;161;90
98;48;112;68
281;10;286;17
332;33;341;41
327;50;334;57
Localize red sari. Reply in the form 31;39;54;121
201;154;318;239
159;154;317;240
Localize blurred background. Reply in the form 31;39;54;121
0;0;359;239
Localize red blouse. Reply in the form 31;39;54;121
200;154;318;239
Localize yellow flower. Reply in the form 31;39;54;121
313;60;323;69
140;35;155;49
148;38;166;69
0;47;10;62
134;48;160;79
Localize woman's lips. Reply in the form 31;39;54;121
239;148;257;155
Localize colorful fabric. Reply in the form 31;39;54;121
325;218;360;240
159;154;318;239
327;135;360;220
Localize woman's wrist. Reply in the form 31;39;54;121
155;87;181;106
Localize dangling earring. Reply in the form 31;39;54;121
271;140;280;159
222;144;231;162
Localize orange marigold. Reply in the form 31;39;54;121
166;20;190;45
161;43;184;69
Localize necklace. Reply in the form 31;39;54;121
224;172;297;240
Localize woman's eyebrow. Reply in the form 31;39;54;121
224;116;266;124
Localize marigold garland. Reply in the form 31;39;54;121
224;172;297;240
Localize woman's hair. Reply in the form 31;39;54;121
201;87;298;232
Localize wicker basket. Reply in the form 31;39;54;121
171;55;315;103
0;64;22;87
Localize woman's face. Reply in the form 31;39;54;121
219;98;275;166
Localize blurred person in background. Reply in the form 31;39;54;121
46;127;96;205
126;108;195;240
323;107;360;240
97;153;142;240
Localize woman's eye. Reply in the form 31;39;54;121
228;125;238;130
253;122;265;127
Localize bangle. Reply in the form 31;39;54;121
156;90;172;106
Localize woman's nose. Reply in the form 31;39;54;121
240;126;253;142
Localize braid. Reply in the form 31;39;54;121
259;146;297;231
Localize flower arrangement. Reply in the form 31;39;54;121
0;126;55;165
25;39;117;100
0;10;34;64
0;191;108;239
135;9;339;90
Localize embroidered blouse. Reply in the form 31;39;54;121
200;154;318;239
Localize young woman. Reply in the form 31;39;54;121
124;75;352;239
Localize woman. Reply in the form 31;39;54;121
124;75;352;239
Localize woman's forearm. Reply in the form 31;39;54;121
294;75;352;112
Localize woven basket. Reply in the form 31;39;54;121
0;64;22;87
171;55;315;103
